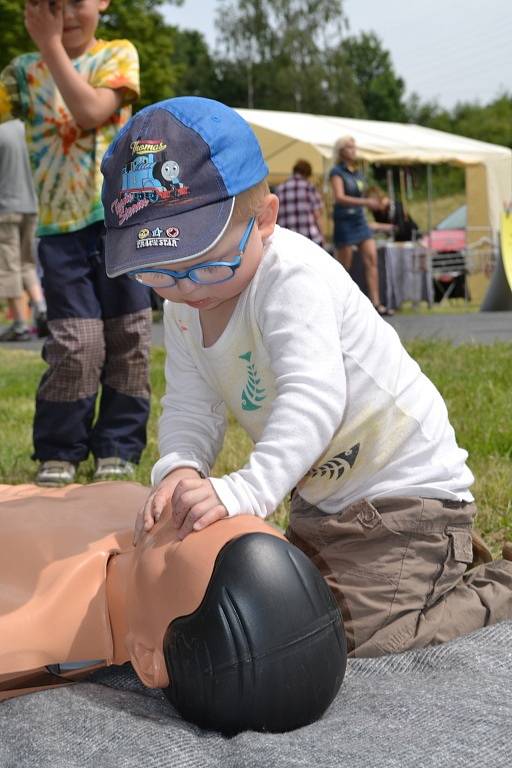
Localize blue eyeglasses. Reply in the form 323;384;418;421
129;217;256;289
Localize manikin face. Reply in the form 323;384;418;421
125;514;283;688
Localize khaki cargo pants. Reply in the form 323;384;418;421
0;212;38;298
287;494;512;657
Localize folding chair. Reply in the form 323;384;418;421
430;250;469;303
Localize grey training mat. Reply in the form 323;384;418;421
1;621;511;768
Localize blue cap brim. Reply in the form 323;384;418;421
105;196;235;278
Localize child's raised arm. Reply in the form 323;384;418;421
25;0;123;130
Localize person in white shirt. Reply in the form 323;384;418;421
101;96;512;658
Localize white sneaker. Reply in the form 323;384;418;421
36;460;77;487
93;457;135;481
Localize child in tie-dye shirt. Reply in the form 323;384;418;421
0;1;152;487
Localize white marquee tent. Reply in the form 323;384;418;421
236;109;512;239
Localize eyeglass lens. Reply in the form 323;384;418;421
133;264;235;287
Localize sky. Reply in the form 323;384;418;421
162;0;512;108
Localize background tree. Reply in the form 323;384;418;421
214;0;349;112
405;93;452;132
320;46;366;117
2;0;510;153
451;95;512;149
406;91;512;150
98;0;184;108
0;0;35;70
343;31;406;121
0;0;185;109
168;29;220;99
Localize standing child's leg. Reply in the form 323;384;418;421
287;494;512;657
90;231;151;475
33;223;108;481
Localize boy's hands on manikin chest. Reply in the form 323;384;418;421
171;477;228;540
134;468;227;545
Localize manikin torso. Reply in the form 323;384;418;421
0;482;283;698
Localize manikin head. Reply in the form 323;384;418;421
126;514;347;734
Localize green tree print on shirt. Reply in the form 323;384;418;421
239;351;266;411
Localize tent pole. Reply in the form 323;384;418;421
322;154;329;193
321;154;330;249
427;165;433;251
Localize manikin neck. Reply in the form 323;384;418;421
106;550;133;665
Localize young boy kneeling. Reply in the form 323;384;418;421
101;97;512;657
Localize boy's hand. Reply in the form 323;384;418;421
172;478;228;540
133;467;201;545
25;1;63;54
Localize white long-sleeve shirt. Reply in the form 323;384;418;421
152;226;474;518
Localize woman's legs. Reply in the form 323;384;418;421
334;244;354;270
358;238;382;308
336;238;393;315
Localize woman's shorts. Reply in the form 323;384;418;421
333;213;373;247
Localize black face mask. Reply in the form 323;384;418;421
163;533;347;735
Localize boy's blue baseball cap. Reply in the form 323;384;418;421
101;97;269;278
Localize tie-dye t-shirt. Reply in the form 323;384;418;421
0;40;139;236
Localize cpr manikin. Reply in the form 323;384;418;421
0;483;346;734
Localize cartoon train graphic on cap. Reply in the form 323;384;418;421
121;154;190;203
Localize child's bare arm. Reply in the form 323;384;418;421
42;48;122;130
25;1;123;130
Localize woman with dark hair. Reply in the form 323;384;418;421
329;136;392;315
275;159;324;246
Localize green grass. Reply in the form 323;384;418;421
1;341;511;551
406;340;512;553
395;299;481;315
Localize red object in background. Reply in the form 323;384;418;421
421;205;467;254
421;205;468;301
425;227;466;253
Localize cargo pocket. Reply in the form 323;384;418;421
426;526;473;606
